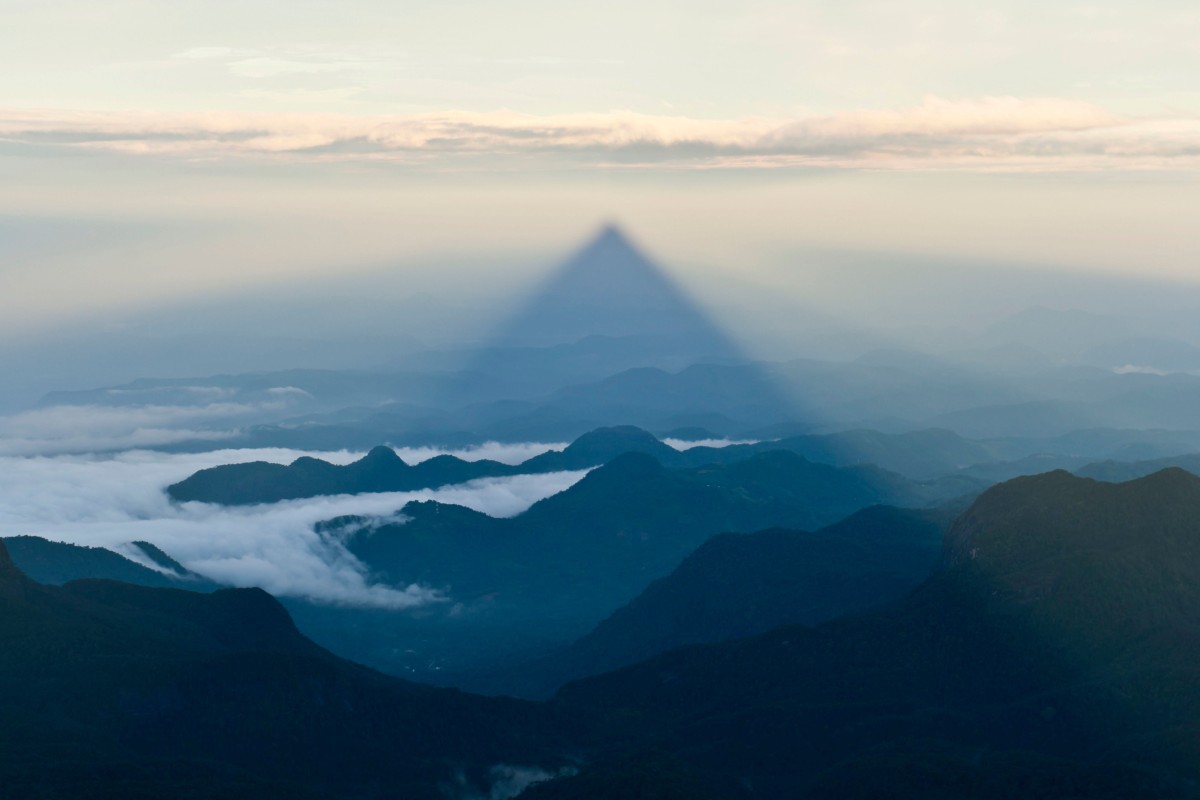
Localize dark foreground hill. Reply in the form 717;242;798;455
3;535;217;590
489;506;947;698
10;468;1200;797
0;540;574;799
539;468;1200;798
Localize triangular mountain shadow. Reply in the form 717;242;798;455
435;225;805;428
487;225;745;359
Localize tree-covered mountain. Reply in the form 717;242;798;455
166;425;681;505
168;443;517;505
3;535;217;590
484;505;948;698
289;449;961;686
346;450;955;618
0;539;575;799
167;424;986;506
8;460;1200;798
540;468;1200;798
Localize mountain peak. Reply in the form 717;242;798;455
361;445;405;467
944;466;1200;578
0;538;34;601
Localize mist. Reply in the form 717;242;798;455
0;444;585;607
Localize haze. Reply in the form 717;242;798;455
2;2;1200;404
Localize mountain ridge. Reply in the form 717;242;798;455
542;467;1200;797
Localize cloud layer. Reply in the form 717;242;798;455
3;97;1194;171
0;445;583;607
0;403;248;456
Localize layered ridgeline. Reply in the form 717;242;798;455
536;468;1200;798
45;227;782;446
0;540;575;799
1076;452;1200;483
45;236;1200;455
167;425;986;505
294;445;975;686
165;425;680;504
2;536;217;590
165;350;1200;452
483;505;949;698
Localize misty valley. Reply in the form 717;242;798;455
5;227;1200;799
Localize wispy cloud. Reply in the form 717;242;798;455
3;97;1193;172
0;403;251;456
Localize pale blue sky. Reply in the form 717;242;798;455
1;0;1199;333
5;1;1200;115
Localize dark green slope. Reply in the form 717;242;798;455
0;540;574;799
165;426;676;506
491;506;946;698
3;535;216;590
167;444;518;505
545;468;1200;798
303;450;937;686
348;451;919;623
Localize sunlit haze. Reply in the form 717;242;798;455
2;1;1199;362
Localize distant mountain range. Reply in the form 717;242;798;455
167;424;987;505
2;536;215;590
25;233;1200;464
108;350;1200;456
296;446;963;685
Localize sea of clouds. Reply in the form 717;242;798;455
0;394;758;609
0;443;584;608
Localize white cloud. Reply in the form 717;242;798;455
392;440;568;465
0;403;259;456
0;446;586;607
3;97;1190;172
662;437;758;450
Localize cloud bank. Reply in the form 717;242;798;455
3;97;1194;171
0;403;252;456
391;440;571;466
0;446;583;607
662;437;759;451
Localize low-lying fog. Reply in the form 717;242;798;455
0;443;584;607
0;435;752;607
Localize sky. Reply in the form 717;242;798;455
2;0;1200;347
